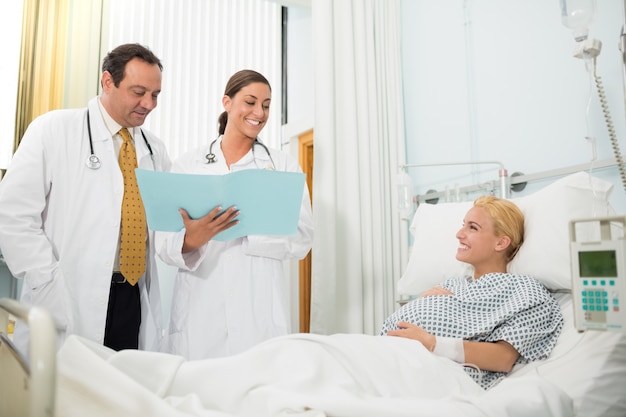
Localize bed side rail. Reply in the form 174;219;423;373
0;297;56;417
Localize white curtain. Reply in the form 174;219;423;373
104;0;283;325
309;0;408;335
104;0;283;159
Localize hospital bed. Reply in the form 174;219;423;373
0;297;56;417
1;171;625;417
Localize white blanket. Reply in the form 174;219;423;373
56;333;573;417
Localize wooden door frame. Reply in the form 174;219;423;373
298;129;313;332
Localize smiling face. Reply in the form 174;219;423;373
222;81;271;141
100;57;162;127
456;205;510;277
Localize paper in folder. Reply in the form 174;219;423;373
135;168;305;241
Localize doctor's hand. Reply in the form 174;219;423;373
180;206;239;253
387;321;436;352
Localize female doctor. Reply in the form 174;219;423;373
156;69;314;360
0;43;171;352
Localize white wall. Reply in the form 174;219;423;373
285;6;314;134
400;0;626;212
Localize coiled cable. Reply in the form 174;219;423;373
593;58;626;194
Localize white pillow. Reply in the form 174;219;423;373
397;171;614;295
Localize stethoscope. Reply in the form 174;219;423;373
205;136;276;170
85;110;154;170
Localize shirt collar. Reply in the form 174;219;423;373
97;97;134;140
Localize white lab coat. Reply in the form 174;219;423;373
156;137;314;360
0;97;171;352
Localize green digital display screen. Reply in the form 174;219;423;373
578;250;617;278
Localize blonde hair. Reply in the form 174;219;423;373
473;195;524;262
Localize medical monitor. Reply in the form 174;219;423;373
570;216;626;332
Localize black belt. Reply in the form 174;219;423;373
112;272;128;284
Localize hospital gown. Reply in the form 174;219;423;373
380;272;564;389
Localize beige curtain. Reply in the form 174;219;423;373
15;0;68;149
14;0;103;150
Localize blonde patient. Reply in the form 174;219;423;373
381;195;563;389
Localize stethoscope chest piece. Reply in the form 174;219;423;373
86;154;101;170
205;153;216;164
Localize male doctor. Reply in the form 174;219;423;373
0;43;171;352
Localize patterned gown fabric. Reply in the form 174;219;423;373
380;272;564;389
118;128;147;285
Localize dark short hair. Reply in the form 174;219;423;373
218;69;271;135
102;43;163;87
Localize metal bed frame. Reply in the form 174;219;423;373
0;297;56;417
405;156;624;205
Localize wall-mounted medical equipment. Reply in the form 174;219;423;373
396;169;414;220
559;0;601;62
559;0;626;194
399;160;510;208
560;0;597;42
570;216;626;332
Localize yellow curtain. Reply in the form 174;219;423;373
13;0;103;151
14;0;69;150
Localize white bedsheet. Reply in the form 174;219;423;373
56;332;572;417
506;293;626;417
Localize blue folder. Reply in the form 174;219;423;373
135;169;305;241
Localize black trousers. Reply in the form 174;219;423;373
103;273;141;351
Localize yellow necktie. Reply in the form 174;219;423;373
118;128;146;285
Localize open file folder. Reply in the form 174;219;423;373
135;169;306;241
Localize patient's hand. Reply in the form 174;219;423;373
387;321;436;352
420;286;453;297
